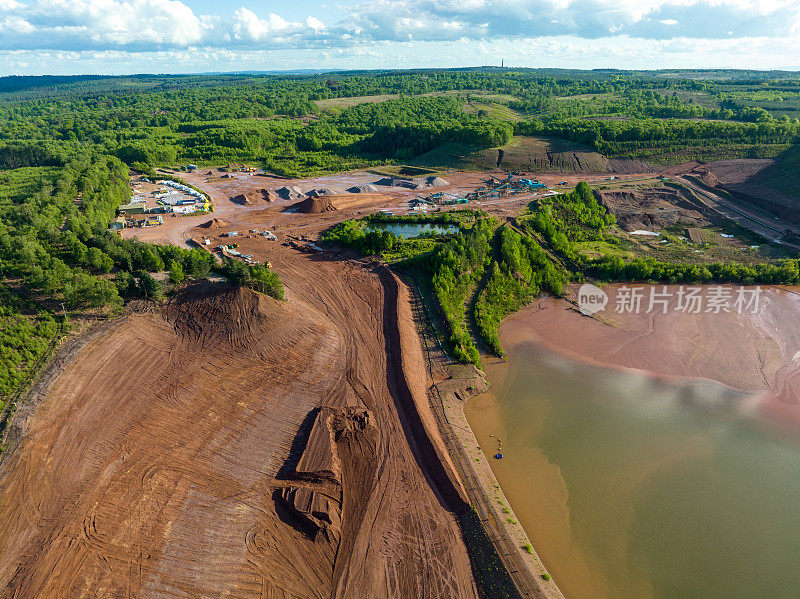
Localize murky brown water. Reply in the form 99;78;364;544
467;341;800;599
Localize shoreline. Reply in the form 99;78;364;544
439;371;565;599
498;288;800;440
404;273;564;598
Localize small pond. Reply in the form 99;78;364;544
367;222;458;239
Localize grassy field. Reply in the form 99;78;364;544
315;89;499;112
315;90;521;113
595;224;790;265
315;94;402;111
463;100;523;122
652;88;720;109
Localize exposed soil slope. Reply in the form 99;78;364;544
410;136;652;174
595;186;711;231
0;252;477;598
686;158;800;222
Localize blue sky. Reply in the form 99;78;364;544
1;0;799;75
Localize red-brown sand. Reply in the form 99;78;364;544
507;285;800;431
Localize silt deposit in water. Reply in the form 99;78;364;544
467;341;800;599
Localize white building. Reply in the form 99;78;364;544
171;204;198;215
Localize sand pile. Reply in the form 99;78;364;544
198;218;230;229
307;187;337;197
276;185;305;200
229;189;271;206
290;195;337;213
347;184;380;193
375;177;419;189
427;176;449;187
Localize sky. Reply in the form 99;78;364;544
1;0;800;75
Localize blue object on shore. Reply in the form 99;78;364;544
495;453;504;459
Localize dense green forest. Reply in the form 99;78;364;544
3;66;800;389
3;68;800;174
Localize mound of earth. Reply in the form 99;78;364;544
230;189;271;206
698;159;774;185
276;185;305;200
290;195;337;213
595;186;710;231
0;283;346;597
696;169;721;188
0;253;478;598
198;218;230;229
347;184;380;193
427;176;449;187
220;173;233;178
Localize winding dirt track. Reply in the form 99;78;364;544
0;245;477;598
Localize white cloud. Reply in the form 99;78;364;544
0;15;33;33
0;1;337;50
341;0;800;41
0;0;204;49
306;16;326;31
0;0;798;72
231;8;292;41
2;34;800;76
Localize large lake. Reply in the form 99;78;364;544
467;341;800;599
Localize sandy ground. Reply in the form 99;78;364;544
121;168;656;248
0;243;479;597
502;284;800;434
0;167;662;598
